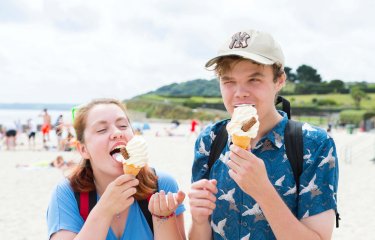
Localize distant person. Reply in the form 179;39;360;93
46;98;186;240
3;121;17;150
54;114;64;150
49;155;76;170
189;29;339;239
40;108;52;146
187;119;200;139
158;120;181;137
16;155;76;170
0;125;4;150
27;118;37;150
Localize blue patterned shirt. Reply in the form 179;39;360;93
192;111;339;240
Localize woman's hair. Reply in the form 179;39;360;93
69;98;157;200
212;55;284;82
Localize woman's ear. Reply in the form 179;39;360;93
76;141;90;159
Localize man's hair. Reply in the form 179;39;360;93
213;55;284;82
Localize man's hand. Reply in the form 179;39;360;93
188;179;218;224
227;145;272;200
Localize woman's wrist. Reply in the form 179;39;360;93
152;212;175;220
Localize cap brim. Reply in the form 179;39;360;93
205;50;276;68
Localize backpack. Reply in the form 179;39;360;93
207;96;340;227
74;168;158;234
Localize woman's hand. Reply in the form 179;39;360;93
97;174;139;217
148;190;185;217
188;179;217;224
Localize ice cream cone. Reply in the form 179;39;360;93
232;134;251;149
123;163;142;176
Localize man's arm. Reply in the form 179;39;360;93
227;145;336;240
257;182;335;240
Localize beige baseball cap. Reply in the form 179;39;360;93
205;29;285;68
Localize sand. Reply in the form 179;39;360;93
0;123;374;239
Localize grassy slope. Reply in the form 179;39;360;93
284;93;375;109
136;93;375;110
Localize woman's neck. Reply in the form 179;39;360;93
93;172;117;196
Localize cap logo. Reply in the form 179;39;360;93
229;32;250;49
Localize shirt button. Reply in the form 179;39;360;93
242;222;247;227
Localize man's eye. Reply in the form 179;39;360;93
120;125;128;129
97;129;106;133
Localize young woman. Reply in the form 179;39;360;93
47;98;186;240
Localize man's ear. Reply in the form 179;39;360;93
276;72;286;92
76;141;90;159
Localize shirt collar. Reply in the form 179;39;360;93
254;111;289;149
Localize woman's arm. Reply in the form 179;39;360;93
50;204;113;240
49;175;138;240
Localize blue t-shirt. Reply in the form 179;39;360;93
47;171;185;240
192;111;339;240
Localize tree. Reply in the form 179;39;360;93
296;65;322;83
284;66;297;82
328;79;345;93
350;86;367;109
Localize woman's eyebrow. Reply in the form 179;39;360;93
91;120;107;127
116;117;128;123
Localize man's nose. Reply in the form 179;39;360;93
234;85;250;98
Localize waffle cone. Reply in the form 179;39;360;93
123;163;142;176
232;134;251;149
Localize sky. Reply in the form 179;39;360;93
0;0;374;104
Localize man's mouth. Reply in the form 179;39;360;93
234;104;255;108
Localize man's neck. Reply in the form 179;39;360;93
251;110;283;147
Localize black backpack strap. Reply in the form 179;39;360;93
284;119;304;222
284;120;341;227
138;167;158;234
207;123;228;177
276;96;291;119
284;119;304;193
138;197;153;234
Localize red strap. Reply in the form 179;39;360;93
79;192;89;221
147;194;152;202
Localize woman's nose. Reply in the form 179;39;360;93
111;128;125;140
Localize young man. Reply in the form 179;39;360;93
189;29;338;239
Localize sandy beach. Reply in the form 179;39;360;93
0;123;374;239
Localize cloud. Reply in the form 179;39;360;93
0;0;374;103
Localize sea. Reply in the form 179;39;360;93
0;109;72;127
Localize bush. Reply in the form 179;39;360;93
316;99;337;106
339;110;367;126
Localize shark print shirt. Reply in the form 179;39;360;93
192;111;339;240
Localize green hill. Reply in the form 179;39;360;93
125;78;375;121
147;79;220;97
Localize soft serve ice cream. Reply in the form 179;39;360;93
226;105;260;149
112;136;148;176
